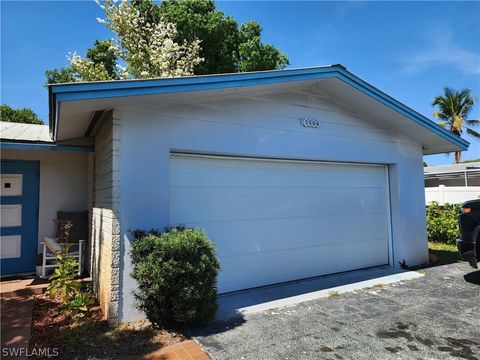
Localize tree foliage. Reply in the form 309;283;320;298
45;67;76;85
45;0;288;83
0;104;44;124
86;39;119;78
237;21;288;72
97;0;203;79
46;0;202;83
158;0;289;74
433;87;479;163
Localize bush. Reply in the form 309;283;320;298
131;227;220;327
426;202;461;244
47;249;81;303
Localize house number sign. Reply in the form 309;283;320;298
300;118;320;128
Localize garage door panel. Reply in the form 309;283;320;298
180;214;389;257
218;237;389;292
170;187;388;224
170;154;390;293
171;157;387;189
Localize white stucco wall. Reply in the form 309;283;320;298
116;90;428;322
1;150;88;251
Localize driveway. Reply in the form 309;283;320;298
193;263;480;360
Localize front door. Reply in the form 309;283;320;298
1;160;39;276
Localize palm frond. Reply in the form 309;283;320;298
466;127;480;139
432;87;477;137
466;119;480;126
433;111;449;121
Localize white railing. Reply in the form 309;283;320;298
425;185;480;205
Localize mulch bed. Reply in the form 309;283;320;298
29;294;186;360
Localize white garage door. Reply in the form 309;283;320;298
170;154;391;293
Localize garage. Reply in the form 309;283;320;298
170;153;391;293
45;64;469;321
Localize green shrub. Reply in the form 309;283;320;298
47;239;96;318
65;292;95;318
47;248;81;303
426;202;461;244
131;227;220;327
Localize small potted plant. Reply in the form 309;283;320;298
35;253;43;277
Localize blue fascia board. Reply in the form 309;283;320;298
50;66;336;94
0;141;94;152
54;70;338;102
49;65;469;151
334;71;469;151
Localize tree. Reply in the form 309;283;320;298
98;0;203;79
45;0;202;83
46;40;118;84
433;87;479;164
158;0;289;74
86;39;119;78
0;105;44;125
237;21;289;72
45;67;76;85
45;0;288;83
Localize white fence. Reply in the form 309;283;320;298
425;185;480;205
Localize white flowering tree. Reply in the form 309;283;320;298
68;0;203;81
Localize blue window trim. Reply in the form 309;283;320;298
0;141;94;152
48;64;469;150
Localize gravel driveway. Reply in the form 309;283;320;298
193;263;480;360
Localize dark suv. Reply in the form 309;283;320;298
456;200;480;268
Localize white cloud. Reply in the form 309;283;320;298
403;32;480;75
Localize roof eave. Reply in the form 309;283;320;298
0;140;94;152
48;65;469;152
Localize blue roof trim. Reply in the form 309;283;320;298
0;141;94;152
49;65;468;150
334;71;469;150
51;66;335;93
53;69;337;102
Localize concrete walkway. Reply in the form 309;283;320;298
215;265;422;320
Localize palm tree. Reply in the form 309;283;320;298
432;87;479;163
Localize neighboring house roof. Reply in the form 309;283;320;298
424;162;480;185
48;64;469;154
0;121;92;152
424;162;480;175
0;122;53;143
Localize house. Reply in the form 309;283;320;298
424;162;480;204
0;122;89;275
0;65;469;323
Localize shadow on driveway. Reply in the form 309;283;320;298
194;262;480;360
464;270;480;285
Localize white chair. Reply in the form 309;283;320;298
40;237;84;278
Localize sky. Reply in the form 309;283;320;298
1;1;479;165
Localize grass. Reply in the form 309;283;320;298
428;242;460;266
328;290;340;297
